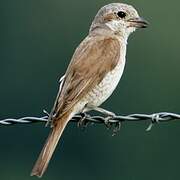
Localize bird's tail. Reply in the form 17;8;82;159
31;112;73;177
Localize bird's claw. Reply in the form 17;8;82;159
104;113;116;129
78;113;90;129
112;122;121;136
104;116;113;129
104;114;121;135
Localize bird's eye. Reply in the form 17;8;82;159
117;11;126;18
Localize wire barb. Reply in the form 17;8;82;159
0;112;179;132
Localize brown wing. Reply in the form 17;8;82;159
52;35;121;122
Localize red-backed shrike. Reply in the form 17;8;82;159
31;3;148;177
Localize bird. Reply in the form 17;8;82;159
31;3;148;177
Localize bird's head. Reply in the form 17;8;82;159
90;3;148;38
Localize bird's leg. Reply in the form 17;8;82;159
93;107;116;118
92;107;121;135
77;106;91;129
92;107;116;128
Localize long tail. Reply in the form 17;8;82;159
31;112;72;177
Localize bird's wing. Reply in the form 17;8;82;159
52;35;121;123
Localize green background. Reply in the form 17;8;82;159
1;0;180;179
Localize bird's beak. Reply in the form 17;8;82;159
128;17;149;28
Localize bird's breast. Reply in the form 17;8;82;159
85;57;125;107
74;41;126;113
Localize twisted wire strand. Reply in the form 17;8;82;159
2;77;178;131
0;112;179;131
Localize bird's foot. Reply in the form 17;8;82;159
78;112;90;129
104;113;121;135
104;112;116;129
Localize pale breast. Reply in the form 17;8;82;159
84;57;125;107
73;40;126;113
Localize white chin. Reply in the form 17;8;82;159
127;27;136;34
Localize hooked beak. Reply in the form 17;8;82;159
128;17;149;28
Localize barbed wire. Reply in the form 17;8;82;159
1;77;178;133
0;112;180;133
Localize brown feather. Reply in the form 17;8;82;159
103;13;116;22
52;34;121;123
31;33;121;177
31;111;72;177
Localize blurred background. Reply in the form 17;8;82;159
1;0;180;179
